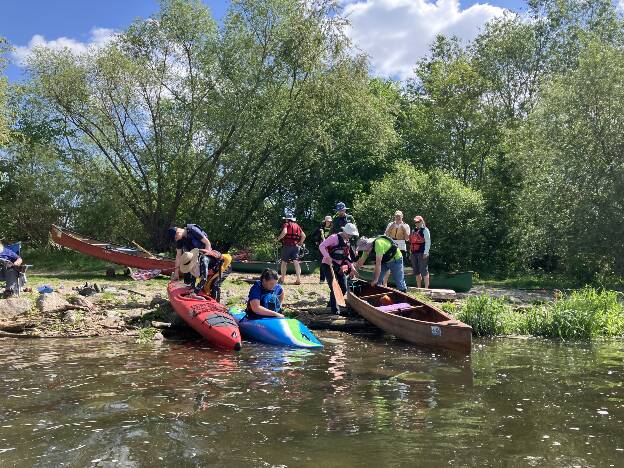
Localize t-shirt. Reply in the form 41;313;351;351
248;281;284;303
332;214;355;234
0;248;19;263
374;237;402;262
176;224;208;252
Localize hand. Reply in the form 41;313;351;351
423;253;429;259
275;312;285;318
322;257;332;266
340;264;349;274
4;261;14;269
171;271;179;281
349;269;357;279
370;281;377;287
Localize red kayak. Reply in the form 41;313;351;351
167;282;242;351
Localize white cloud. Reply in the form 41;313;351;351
344;0;506;79
12;27;116;66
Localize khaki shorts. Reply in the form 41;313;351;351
410;252;429;277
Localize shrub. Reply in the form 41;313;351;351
457;295;515;337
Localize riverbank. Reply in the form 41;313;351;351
1;258;621;342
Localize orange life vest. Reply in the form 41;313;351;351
409;228;426;254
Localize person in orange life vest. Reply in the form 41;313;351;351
318;223;359;315
409;215;431;288
382;210;411;285
276;213;306;285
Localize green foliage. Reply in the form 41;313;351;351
457;295;516;337
136;327;159;344
440;302;457;315
353;162;486;271
524;288;624;340
0;37;9;147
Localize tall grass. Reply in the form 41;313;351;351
457;287;624;341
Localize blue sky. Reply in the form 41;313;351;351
1;0;525;82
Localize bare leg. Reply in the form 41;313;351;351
424;274;430;289
280;261;287;283
294;260;302;284
416;274;422;289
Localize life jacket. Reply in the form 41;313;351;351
245;281;282;319
375;236;399;264
282;221;302;246
328;234;352;263
388;223;408;241
409;228;426;254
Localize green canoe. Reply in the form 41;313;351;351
358;266;473;292
232;260;319;275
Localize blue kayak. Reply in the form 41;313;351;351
229;308;323;348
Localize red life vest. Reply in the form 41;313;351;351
409;228;426;254
282;221;302;246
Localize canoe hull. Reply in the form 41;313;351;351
346;282;472;354
232;260;318;275
230;309;323;348
358;266;472;292
51;225;175;273
168;282;242;350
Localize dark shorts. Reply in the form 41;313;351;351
410;253;429;277
281;245;300;262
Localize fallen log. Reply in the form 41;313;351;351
308;314;377;332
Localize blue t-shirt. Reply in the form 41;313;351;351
176;224;208;252
246;280;283;319
248;281;283;303
0;248;19;263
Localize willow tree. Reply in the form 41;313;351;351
0;37;10;147
27;0;393;249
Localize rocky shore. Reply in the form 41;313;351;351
0;272;556;341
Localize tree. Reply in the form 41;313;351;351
513;39;624;279
353;162;486;271
0;37;10;147
26;0;393;250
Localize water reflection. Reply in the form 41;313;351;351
0;336;622;466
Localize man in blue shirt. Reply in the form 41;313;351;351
167;224;212;281
0;241;25;297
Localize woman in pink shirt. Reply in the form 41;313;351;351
318;223;359;315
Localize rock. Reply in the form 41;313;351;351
0;297;32;319
149;295;168;308
124;309;144;319
68;296;95;310
103;287;118;293
37;293;71;314
101;314;122;329
152;332;164;341
78;287;97;297
63;310;82;324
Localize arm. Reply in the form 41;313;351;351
372;255;383;284
276;227;287;241
13;257;23;267
298;231;306;246
201;237;212;252
355;251;369;269
249;299;284;318
424;228;431;256
319;236;337;264
173;249;182;279
404;224;411;238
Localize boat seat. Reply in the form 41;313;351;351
377;303;412;312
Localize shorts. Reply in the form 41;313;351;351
410;252;429;277
281;245;300;262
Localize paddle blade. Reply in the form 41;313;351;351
332;277;346;307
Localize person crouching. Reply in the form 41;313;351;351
245;269;285;319
178;248;231;299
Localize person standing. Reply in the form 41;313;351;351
355;235;407;292
276;214;306;285
331;202;355;234
409;215;431;289
0;242;26;297
313;216;333;283
385;210;411;262
319;223;359;315
168;224;212;282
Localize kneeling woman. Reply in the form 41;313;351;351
246;269;285;319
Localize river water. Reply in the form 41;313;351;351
0;334;622;467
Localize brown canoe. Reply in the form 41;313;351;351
346;281;472;354
50;225;175;273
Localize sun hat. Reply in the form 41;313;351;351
342;223;359;236
282;211;296;221
324;215;333;223
179;248;200;274
356;236;373;252
335;202;348;212
394;210;403;217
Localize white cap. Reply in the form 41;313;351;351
341;223;359;236
394;210;403;217
324;215;333;223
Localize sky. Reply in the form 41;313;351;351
0;0;526;82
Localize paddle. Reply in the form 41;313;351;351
132;241;157;259
328;263;347;308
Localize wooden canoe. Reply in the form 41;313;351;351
50;225;175;273
232;260;318;275
346;281;472;354
358;265;473;292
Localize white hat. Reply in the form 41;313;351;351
341;223;359;236
179;248;200;274
324;215;333;223
394;210;403;217
356;236;373;252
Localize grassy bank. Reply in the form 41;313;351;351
456;287;624;340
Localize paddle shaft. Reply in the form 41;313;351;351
328;263;347;308
132;241;156;259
